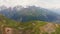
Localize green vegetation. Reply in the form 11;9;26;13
42;32;48;34
0;15;47;34
51;32;55;34
0;15;60;34
55;27;60;34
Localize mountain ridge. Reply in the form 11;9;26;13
0;6;59;22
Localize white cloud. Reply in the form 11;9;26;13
0;0;60;8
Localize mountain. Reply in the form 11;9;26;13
0;6;60;22
0;5;60;34
50;8;60;15
0;14;60;34
0;15;60;34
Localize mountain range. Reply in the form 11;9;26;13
0;5;60;34
50;8;60;15
0;6;60;22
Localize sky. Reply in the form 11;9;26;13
0;0;60;8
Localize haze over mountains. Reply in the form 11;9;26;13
50;8;60;15
0;5;60;22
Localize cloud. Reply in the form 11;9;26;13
0;0;60;8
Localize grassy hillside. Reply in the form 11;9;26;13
0;15;60;34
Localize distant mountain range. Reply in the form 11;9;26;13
50;8;60;15
0;6;60;22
